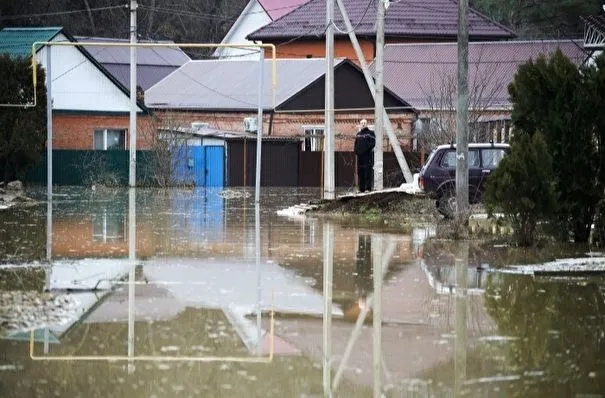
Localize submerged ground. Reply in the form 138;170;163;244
0;186;603;397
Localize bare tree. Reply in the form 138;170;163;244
139;117;197;187
417;47;508;151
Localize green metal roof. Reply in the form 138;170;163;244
0;27;63;58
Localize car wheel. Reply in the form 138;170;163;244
437;188;457;219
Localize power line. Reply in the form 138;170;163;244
332;0;375;35
0;5;128;21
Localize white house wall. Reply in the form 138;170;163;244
36;34;140;113
215;0;271;60
202;138;224;146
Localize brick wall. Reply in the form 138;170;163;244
154;110;415;152
52;113;155;150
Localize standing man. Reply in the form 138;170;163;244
354;119;376;192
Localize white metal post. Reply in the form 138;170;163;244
45;45;52;262
129;0;138;187
255;49;264;203
324;0;335;199
322;222;334;395
127;187;136;373
255;202;262;354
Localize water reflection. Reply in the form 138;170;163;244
0;187;604;397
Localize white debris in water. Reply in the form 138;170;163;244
0;292;79;334
160;346;180;352
276;203;317;218
0;262;44;270
498;257;605;275
0;364;22;371
478;335;519;342
218;189;251;199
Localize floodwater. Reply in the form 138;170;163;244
0;186;604;397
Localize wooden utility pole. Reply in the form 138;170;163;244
374;0;386;191
456;0;469;221
324;0;335;199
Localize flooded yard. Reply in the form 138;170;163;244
0;187;604;397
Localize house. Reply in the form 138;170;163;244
145;57;416;187
145;57;414;152
215;0;309;59
0;27;152;151
77;37;191;91
246;0;516;62
381;40;588;145
158;124;301;187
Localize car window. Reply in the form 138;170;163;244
440;149;479;168
422;148;438;172
482;148;506;169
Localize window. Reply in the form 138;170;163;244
94;129;126;150
481;148;506;169
92;210;125;243
303;126;324;152
440;149;479;168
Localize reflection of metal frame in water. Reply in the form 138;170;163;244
29;308;275;363
35;194;274;364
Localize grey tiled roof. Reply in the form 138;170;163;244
382;40;587;110
77;37;190;90
145;58;346;110
248;0;516;41
78;37;190;65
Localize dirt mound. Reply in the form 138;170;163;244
309;191;435;217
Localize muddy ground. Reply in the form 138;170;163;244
310;191;435;216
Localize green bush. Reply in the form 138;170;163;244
484;133;557;246
508;50;603;243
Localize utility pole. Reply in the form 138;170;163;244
335;0;414;184
374;0;386;191
324;0;335;199
129;0;138;187
456;0;469;221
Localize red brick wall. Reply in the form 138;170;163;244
52;113;155;150
264;37;451;63
154;110;414;152
267;39;376;63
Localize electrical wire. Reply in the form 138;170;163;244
0;5;128;21
331;0;375;35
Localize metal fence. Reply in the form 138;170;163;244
23;148;422;188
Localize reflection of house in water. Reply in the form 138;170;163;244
51;191;154;259
264;240;500;392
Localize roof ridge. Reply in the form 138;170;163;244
2;26;63;31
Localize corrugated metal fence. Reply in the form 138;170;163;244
26;150;156;186
24;146;421;187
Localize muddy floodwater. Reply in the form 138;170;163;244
0;187;604;397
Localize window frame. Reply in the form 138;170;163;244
94;128;127;150
439;149;480;168
302;125;325;152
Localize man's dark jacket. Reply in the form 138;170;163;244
354;127;376;164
